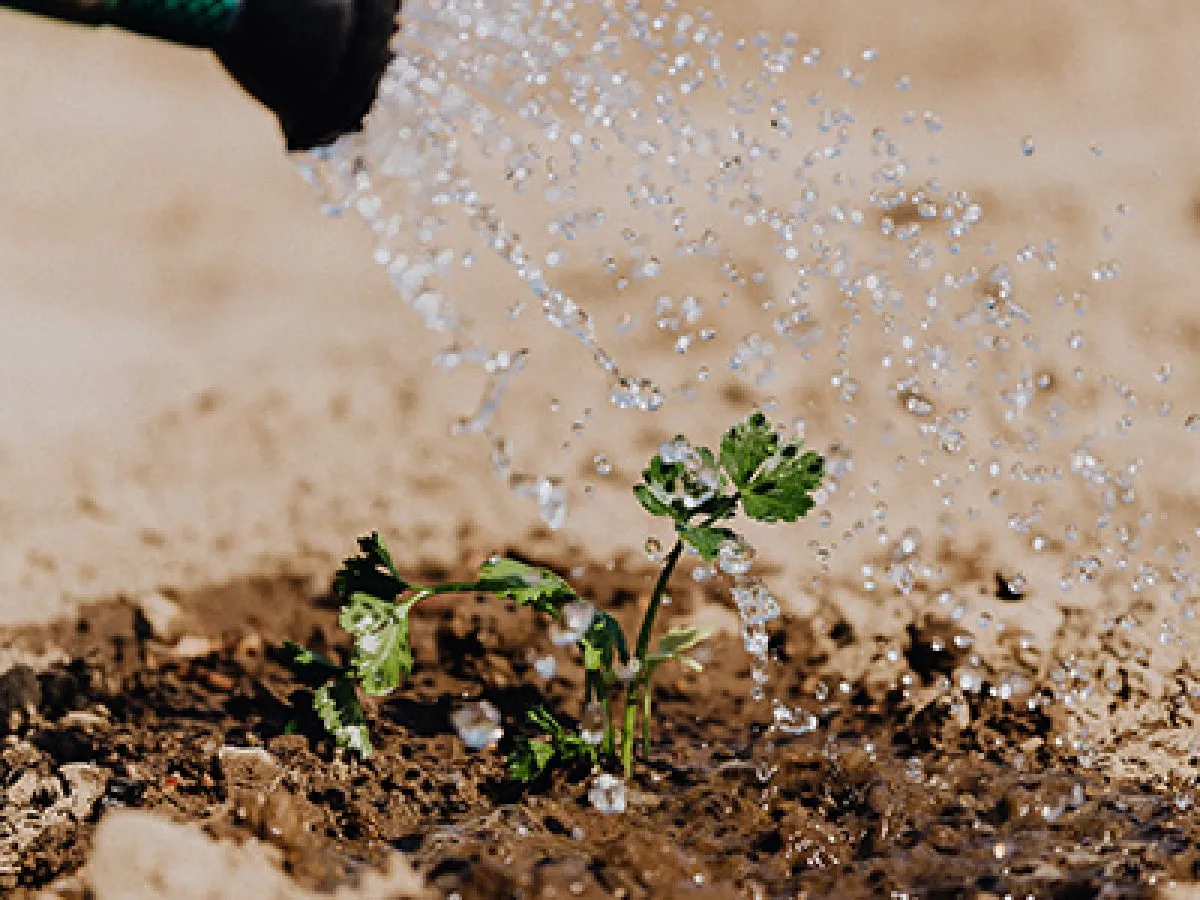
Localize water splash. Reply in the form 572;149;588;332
452;699;504;749
298;0;1200;808
588;772;628;814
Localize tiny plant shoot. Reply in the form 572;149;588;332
281;410;824;781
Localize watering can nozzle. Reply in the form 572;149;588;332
217;0;400;152
2;0;400;151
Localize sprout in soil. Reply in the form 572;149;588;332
280;410;824;782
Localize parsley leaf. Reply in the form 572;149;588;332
693;493;739;521
636;455;687;522
507;707;597;783
333;532;407;604
739;444;824;523
644;625;713;678
677;524;738;560
633;483;677;519
717;411;824;522
719;411;780;488
476;557;577;616
277;640;342;687
313;675;372;758
340;592;412;695
580;611;629;672
508;736;557;782
636;443;736;524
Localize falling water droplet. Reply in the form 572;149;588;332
549;601;597;646
579;703;606;745
718;539;756;575
588;774;627;814
452;701;503;749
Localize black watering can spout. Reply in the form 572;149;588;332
0;0;401;151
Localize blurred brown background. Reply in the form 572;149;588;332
0;2;1198;636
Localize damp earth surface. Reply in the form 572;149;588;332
4;565;1200;899
2;0;1200;897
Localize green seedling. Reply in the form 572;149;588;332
281;410;824;781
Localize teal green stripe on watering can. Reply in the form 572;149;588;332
100;0;240;46
0;0;240;47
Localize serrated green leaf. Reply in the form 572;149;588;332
644;625;713;680
314;675;372;758
508;737;556;782
277;641;343;687
279;640;339;672
476;557;577;615
507;706;597;783
645;453;685;488
339;591;395;632
361;532;399;577
692;493;739;521
719;411;779;489
633;483;676;519
656;625;713;657
637;445;736;525
581;611;629;672
740;446;825;523
637;456;687;522
334;532;407;602
340;592;412;695
677;524;738;560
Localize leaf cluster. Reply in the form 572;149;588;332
635;411;825;560
508;707;598;783
280;535;647;764
278;641;373;757
277;410;824;785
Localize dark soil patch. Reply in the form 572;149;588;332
1;561;1195;898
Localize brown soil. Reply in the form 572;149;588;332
3;558;1195;899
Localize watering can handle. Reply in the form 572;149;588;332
0;0;399;151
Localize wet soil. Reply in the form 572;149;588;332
2;558;1197;899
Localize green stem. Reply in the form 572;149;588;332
620;537;685;774
621;699;636;778
419;581;491;596
603;696;615;757
641;686;652;757
398;580;496;618
629;507;724;662
633;539;684;660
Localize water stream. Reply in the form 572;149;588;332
298;0;1199;813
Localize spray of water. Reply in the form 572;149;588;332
297;0;1200;799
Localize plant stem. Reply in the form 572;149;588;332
419;581;489;596
621;698;636;778
641;685;652;756
634;539;684;660
602;696;615;756
620;537;685;774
